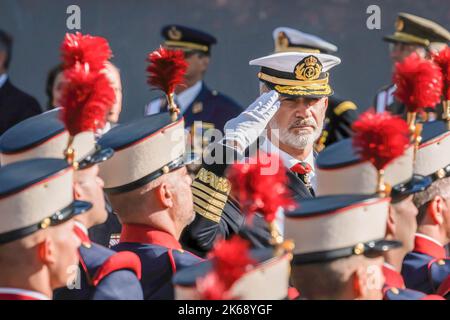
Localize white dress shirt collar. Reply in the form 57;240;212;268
261;136;316;190
176;80;203;114
0;74;8;89
0;287;50;300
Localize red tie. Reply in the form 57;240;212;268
290;162;312;175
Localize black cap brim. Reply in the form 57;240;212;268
391;174;432;200
292;239;402;265
78;147;114;170
0;200;93;245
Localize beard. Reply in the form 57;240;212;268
269;117;323;150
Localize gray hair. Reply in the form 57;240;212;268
413;176;450;223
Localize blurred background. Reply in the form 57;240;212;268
1;0;449;122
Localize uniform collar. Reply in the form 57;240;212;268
261;136;316;189
74;221;91;246
0;287;50;300
413;233;446;259
382;263;405;289
120;223;182;250
0;74;8;89
176;80;203;113
261;135;314;169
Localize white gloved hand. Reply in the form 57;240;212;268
222;90;280;152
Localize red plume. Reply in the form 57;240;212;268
393;52;443;112
146;47;188;95
433;46;450;100
61;32;112;71
198;235;255;300
196;272;232;300
226;151;295;224
352;111;410;170
59;63;115;136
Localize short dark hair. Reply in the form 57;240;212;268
0;30;13;70
45;64;63;110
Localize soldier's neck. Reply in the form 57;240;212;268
0;267;52;299
383;248;405;272
416;225;448;247
175;77;202;95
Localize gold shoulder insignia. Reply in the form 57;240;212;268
192;102;203;114
191;168;231;223
334;101;357;116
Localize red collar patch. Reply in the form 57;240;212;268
382;265;405;289
120;224;182;250
414;235;446;260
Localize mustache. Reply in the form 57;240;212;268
289;118;317;129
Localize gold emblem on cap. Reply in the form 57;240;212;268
390;288;400;295
40;218;51;229
395;18;404;32
277;32;289;50
295;56;322;81
168;26;182;41
192;102;203;114
438;259;446;266
436;168;446;179
162;166;170;174
353;243;365;255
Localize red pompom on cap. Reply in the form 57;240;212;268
226;151;295;225
61;32;112;71
393;52;443;113
352;111;410;171
146;47;188;96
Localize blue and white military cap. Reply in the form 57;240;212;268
172;248;291;300
98;113;195;194
0;109;113;169
273;27;338;54
315;139;431;200
414;120;450;182
0;158;91;244
285;194;401;265
250;51;340;98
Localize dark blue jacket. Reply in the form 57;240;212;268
146;82;243;133
402;234;449;294
112;224;203;300
53;223;143;300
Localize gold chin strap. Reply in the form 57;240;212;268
258;72;329;86
274;46;321;54
392;32;430;47
164;40;209;52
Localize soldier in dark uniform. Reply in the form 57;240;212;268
315;133;442;299
0;109;144;300
0;30;41;136
98;113;203;300
0;158;84;300
286;193;404;300
181;51;342;256
145;25;243;152
374;13;450;118
272;27;358;151
402;120;450;295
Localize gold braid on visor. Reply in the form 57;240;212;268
258;72;333;96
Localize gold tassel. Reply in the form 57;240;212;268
376;169;386;196
167;93;179;122
443;100;450;130
64;135;79;169
406;112;417;138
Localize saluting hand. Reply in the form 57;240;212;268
222;90;280;153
